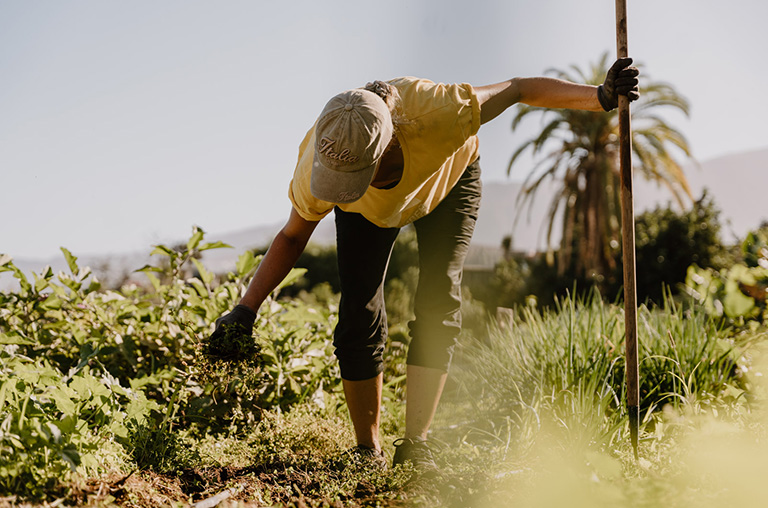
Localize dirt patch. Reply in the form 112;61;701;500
45;464;414;508
2;459;491;507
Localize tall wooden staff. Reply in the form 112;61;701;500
615;0;640;460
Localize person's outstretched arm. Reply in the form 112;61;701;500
239;208;319;312
475;57;639;124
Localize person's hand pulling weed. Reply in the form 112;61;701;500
204;304;259;360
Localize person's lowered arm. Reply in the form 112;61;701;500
240;208;319;312
206;208;319;353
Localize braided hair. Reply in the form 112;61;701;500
363;80;406;129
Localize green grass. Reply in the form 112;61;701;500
442;292;759;451
420;292;768;507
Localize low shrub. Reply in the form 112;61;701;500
686;227;768;325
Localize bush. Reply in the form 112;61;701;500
686;226;768;325
632;191;730;304
481;193;731;310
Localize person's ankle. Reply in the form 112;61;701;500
357;440;381;452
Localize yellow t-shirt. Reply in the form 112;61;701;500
288;77;481;228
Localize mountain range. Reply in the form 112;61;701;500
2;147;766;290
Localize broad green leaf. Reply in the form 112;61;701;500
8;436;25;450
7;265;31;291
70;372;110;399
723;383;746;400
258;347;278;364
51;283;68;299
78;266;92;282
40;294;63;310
723;291;755;317
187;278;208;297
150;245;175;257
145;272;161;292
33;268;53;293
44;421;63;445
187;226;205;252
58;415;77;434
110;420;130;439
86;278;102;293
306;339;329;351
125;391;159;425
69;376;91;399
134;264;164;273
0;332;35;345
59;274;82;293
723;270;756;318
16;364;41;384
198;241;233;252
275;268;307;293
191;258;213;286
288;376;301;395
60;447;81;471
78;452;101;472
0;379;8;408
236;252;262;277
60;247;79;275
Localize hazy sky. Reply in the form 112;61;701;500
2;0;766;259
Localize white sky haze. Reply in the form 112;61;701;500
2;0;767;258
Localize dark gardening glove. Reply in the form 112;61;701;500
597;57;640;111
204;304;258;360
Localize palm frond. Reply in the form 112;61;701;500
530;118;565;155
504;55;694;281
518;151;568;205
507;139;535;176
511;105;545;130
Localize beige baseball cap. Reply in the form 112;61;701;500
311;88;393;204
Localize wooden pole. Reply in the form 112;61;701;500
615;0;640;460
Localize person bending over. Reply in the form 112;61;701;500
208;58;639;471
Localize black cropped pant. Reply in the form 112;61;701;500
332;159;482;381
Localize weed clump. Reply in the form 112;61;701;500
194;324;265;400
201;322;261;362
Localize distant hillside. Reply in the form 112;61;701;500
476;145;768;252
633;146;768;244
3;147;766;291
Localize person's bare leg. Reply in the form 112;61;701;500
342;373;383;451
404;365;448;440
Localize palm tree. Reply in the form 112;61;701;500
508;53;693;286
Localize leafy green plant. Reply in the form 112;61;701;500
632;192;729;304
0;226;353;498
253;296;340;412
0;337;154;499
686;228;768;324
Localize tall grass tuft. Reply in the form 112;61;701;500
444;291;757;460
